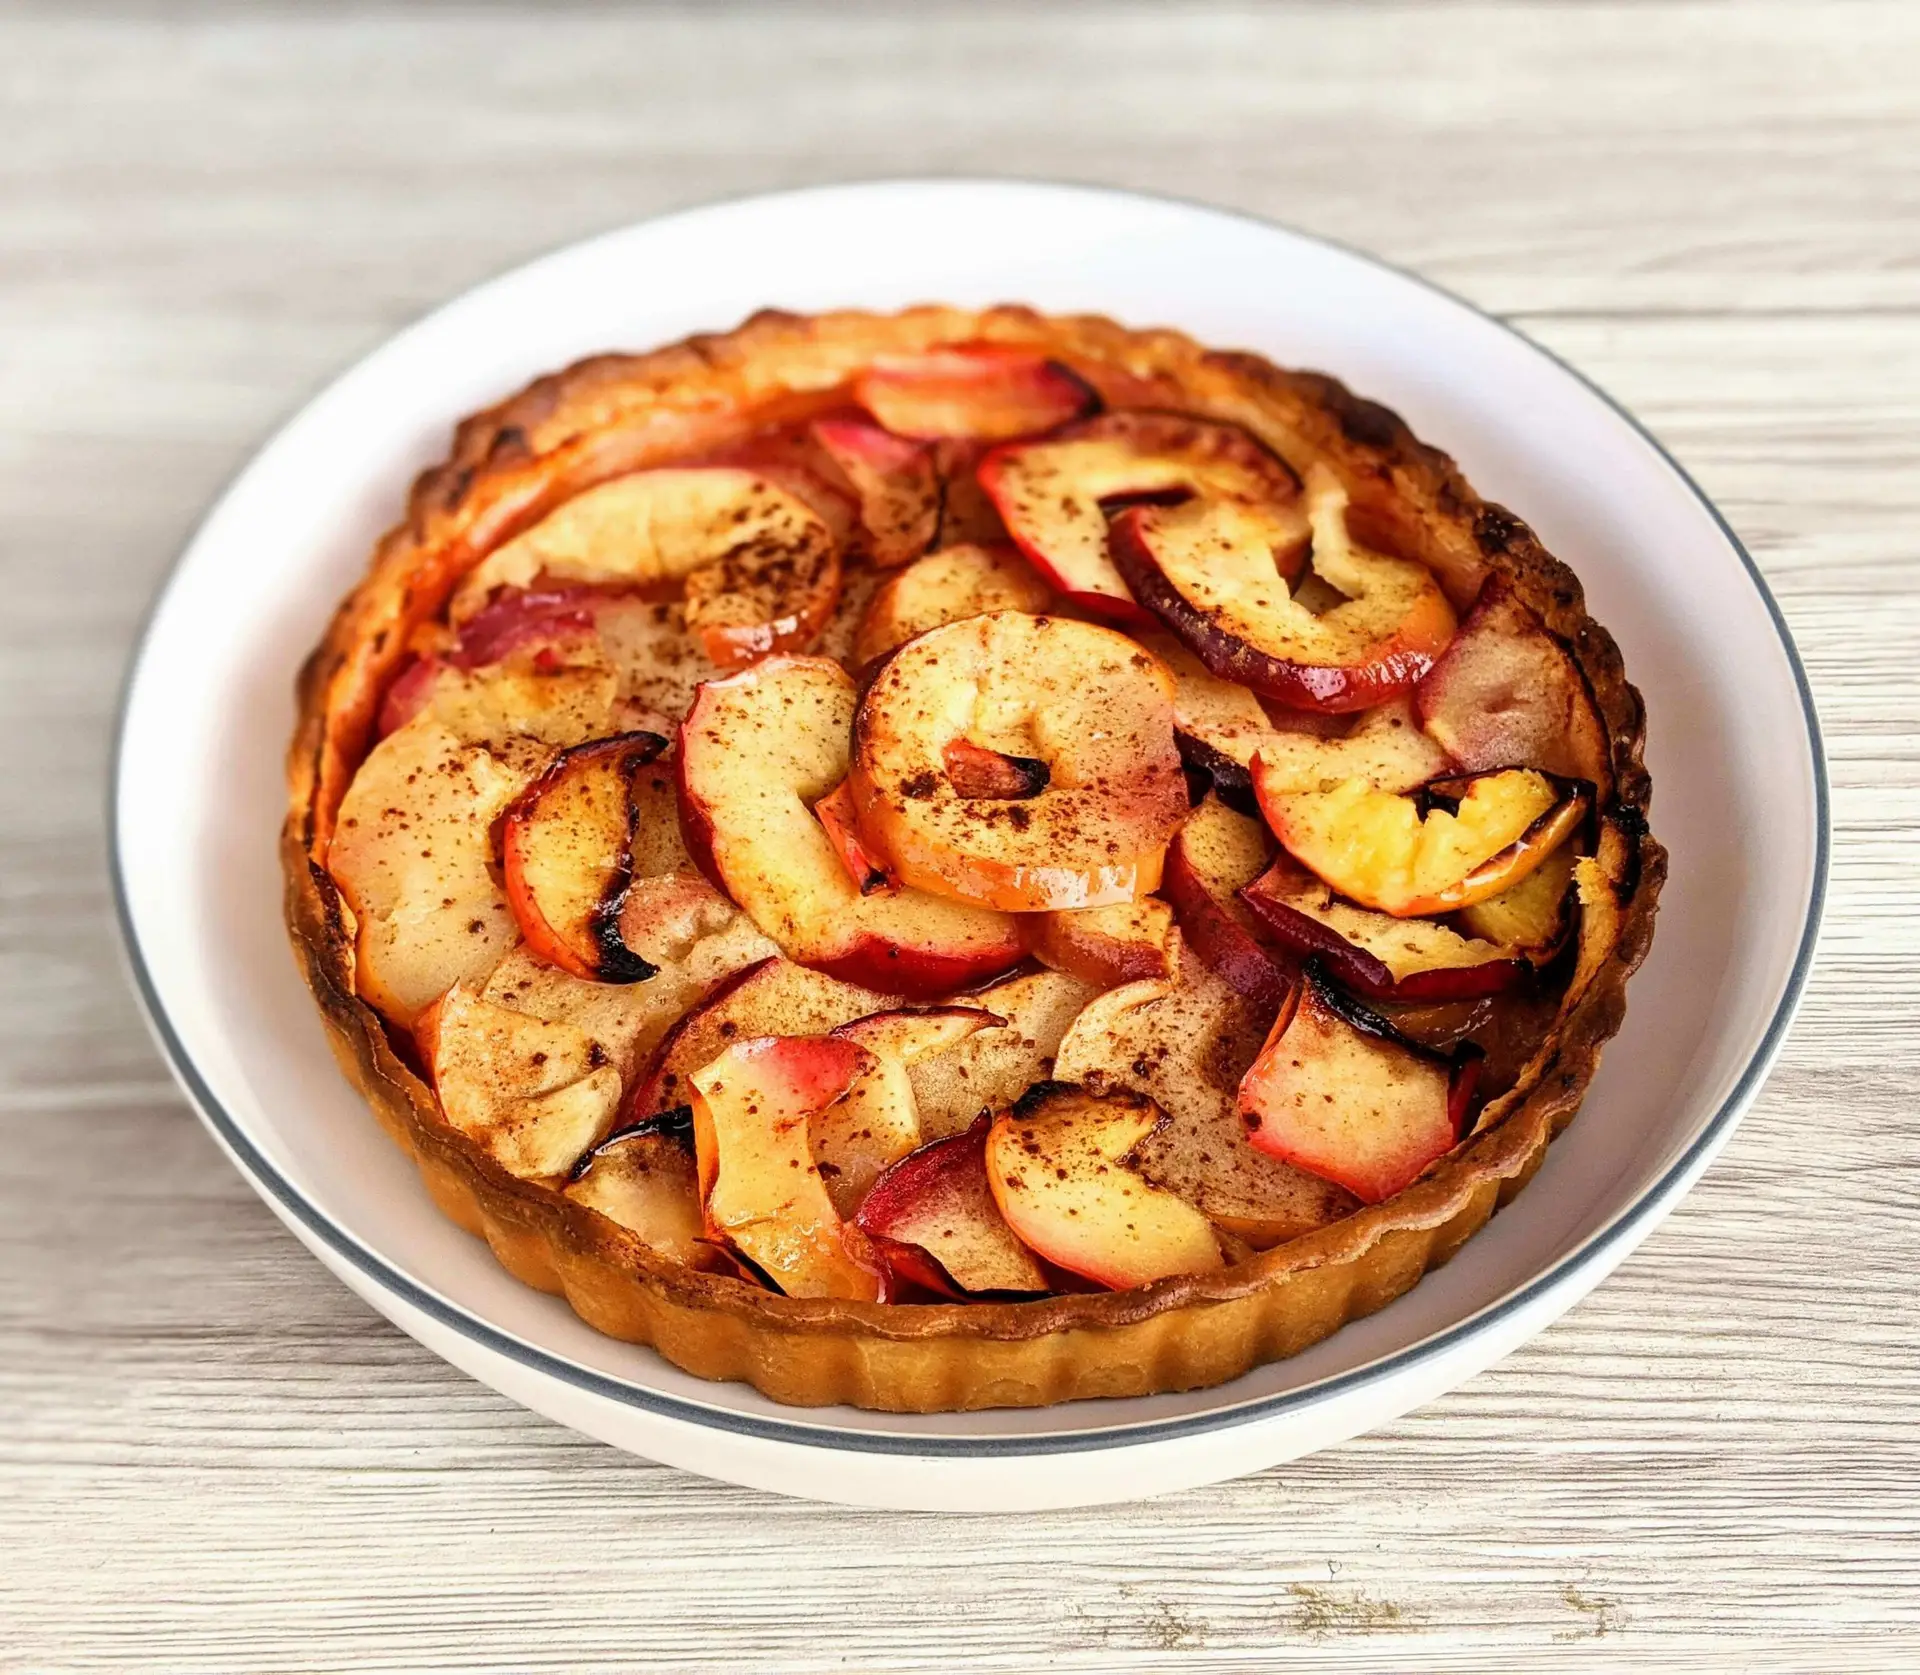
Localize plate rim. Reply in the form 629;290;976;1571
108;176;1829;1459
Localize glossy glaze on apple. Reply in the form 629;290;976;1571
287;307;1660;1409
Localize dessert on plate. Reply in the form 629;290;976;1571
284;306;1662;1411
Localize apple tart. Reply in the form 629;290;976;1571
285;306;1662;1411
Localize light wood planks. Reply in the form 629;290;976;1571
3;2;1917;1669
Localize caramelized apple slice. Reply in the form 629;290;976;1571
1053;961;1356;1248
501;732;668;982
852;1115;1048;1296
1239;855;1524;1001
810;417;940;567
1111;465;1457;712
677;655;1023;995
1456;841;1579;960
853;345;1097;442
446;467;841;670
814;778;897;896
1239;964;1478;1204
902;967;1103;1140
1161;794;1287;1011
1027;898;1179;987
849;612;1187;911
1416;572;1611;796
419;984;624;1179
689;1035;880;1300
853;543;1052;668
565;1114;705;1263
985;1083;1224;1289
979;411;1305;622
1260;766;1589;918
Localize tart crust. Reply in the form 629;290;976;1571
284;306;1663;1412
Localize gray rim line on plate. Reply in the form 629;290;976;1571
106;179;1831;1458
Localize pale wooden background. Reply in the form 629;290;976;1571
4;2;1916;1669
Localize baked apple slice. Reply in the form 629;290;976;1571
1026;898;1179;988
1239;854;1524;1001
1239;963;1480;1204
852;543;1052;668
446;467;842;670
978;411;1306;623
1052;961;1356;1248
902;967;1103;1140
851;1116;1048;1297
634;955;892;1116
1110;464;1457;712
985;1083;1225;1289
677;655;1023;995
688;1035;880;1300
853;344;1097;442
1416;572;1611;796
564;1114;705;1264
810;417;941;567
419;984;624;1179
501;731;669;983
1259;766;1589;918
813;779;897;896
848;612;1188;911
1456;841;1579;961
1161;794;1287;1011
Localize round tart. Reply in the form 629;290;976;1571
284;306;1663;1412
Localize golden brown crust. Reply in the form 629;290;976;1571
283;305;1663;1411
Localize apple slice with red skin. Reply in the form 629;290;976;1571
813;779;897;896
1026;898;1179;988
848;612;1188;912
1259;765;1590;918
1161;794;1287;1012
1415;572;1612;798
810;418;941;567
564;1112;706;1264
978;411;1305;624
940;737;1051;800
688;1034;880;1300
1239;962;1481;1205
851;1114;1048;1298
985;1082;1225;1290
1110;464;1458;713
501;731;669;983
677;654;1023;996
852;543;1052;668
853;344;1098;442
1239;854;1525;1002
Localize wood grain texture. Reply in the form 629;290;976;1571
3;2;1916;1669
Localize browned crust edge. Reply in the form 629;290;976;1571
281;305;1665;1412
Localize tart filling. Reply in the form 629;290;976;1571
285;306;1661;1411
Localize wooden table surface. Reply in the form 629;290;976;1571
4;2;1916;1668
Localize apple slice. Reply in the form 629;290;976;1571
1240;854;1524;1001
902;967;1103;1140
1456;841;1579;960
1415;572;1611;796
852;543;1052;668
985;1082;1225;1289
501;732;669;983
419;984;624;1179
1053;961;1357;1248
635;955;893;1117
853;344;1097;442
852;1115;1048;1297
564;1113;705;1263
1027;898;1179;987
677;655;1023;995
1239;963;1480;1204
1161;794;1287;1011
446;467;842;670
810;417;941;567
688;1035;880;1300
848;612;1188;911
1110;464;1457;712
1259;766;1590;918
813;778;898;896
978;411;1305;623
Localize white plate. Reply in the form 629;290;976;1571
112;180;1825;1512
